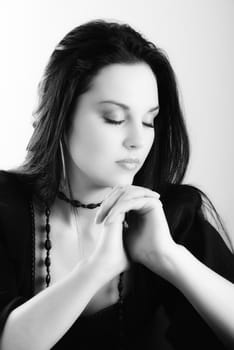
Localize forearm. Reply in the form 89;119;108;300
0;258;108;350
157;244;234;349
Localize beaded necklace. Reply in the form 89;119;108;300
43;191;126;348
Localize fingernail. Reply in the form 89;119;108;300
95;215;102;224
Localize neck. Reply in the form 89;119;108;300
64;158;113;205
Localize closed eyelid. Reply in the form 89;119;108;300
102;109;123;116
101;108;124;117
103;114;156;125
100;107;158;124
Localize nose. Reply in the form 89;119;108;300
123;123;144;150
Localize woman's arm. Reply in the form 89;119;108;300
0;208;128;350
153;243;234;349
0;258;107;350
96;185;234;349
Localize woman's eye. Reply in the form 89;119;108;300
104;119;154;127
102;112;124;125
102;112;155;128
103;117;124;125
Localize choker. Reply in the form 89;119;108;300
57;191;102;209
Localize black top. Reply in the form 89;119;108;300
0;170;233;350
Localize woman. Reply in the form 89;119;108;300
0;19;234;350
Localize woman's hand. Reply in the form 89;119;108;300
89;187;130;279
93;186;234;348
94;185;179;278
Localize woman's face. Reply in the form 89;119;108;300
66;63;159;188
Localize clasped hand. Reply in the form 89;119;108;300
95;185;178;276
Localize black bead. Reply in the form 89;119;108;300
45;207;51;217
45;239;52;250
73;199;81;207
45;256;51;267
46;274;51;285
44;206;52;288
57;191;102;209
86;203;99;209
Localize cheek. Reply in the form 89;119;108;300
68;121;116;166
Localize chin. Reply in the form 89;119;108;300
109;176;134;187
96;175;134;188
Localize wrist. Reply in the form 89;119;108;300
160;244;193;285
145;243;188;282
84;255;121;285
71;257;109;292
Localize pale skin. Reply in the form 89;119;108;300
0;63;234;350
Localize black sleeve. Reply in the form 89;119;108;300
151;184;234;350
0;170;32;334
0;240;27;333
162;184;234;282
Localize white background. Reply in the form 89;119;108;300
0;0;233;245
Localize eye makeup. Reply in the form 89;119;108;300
102;113;155;128
98;104;159;129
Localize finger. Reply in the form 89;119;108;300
105;186;160;219
126;185;160;198
105;197;162;224
96;186;160;224
97;186;160;224
95;186;126;224
118;187;160;202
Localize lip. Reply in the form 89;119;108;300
116;158;140;164
115;158;141;171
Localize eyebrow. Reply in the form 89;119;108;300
98;100;159;113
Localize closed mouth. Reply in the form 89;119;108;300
116;159;140;164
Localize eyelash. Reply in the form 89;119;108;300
103;117;155;128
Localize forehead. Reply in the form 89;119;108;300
87;63;159;108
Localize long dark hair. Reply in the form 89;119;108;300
15;19;189;204
12;19;232;250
